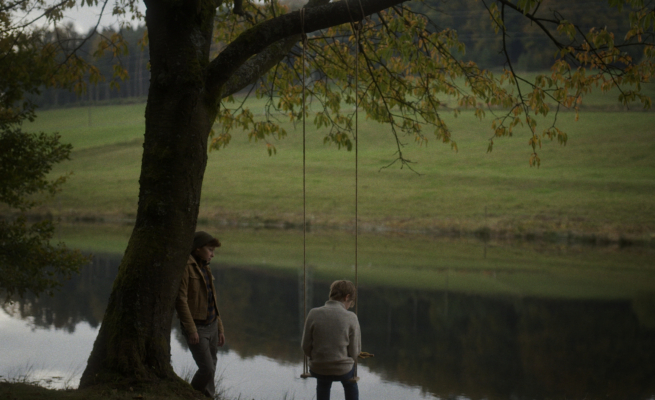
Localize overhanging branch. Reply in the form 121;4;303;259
206;0;408;100
220;35;300;97
219;0;332;98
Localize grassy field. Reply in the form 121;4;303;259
23;95;655;244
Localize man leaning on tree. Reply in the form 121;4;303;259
176;231;225;398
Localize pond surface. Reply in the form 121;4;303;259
2;238;655;400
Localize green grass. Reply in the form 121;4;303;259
24;99;655;242
56;223;655;300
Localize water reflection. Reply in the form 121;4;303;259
2;253;655;400
2;253;119;332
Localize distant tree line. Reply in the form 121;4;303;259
31;1;639;110
30;25;150;109
412;0;637;71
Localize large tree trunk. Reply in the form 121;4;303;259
79;1;218;387
79;0;406;388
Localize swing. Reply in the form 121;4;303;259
299;7;373;382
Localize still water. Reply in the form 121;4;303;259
2;243;655;400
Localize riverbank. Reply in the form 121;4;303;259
11;208;654;248
38;222;655;301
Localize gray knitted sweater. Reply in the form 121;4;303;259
301;300;362;376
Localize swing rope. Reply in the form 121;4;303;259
300;3;365;380
354;25;360;317
352;18;361;383
300;7;311;379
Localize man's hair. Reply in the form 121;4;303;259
329;280;357;302
192;231;221;252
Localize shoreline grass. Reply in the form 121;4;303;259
54;222;655;300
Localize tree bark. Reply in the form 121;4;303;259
79;0;219;386
80;0;407;388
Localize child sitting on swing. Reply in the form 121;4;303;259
301;280;361;400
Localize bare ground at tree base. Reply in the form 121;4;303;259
0;381;209;400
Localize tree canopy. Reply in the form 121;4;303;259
0;128;90;301
0;0;100;302
211;0;653;167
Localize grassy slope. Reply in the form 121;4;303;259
25;99;655;242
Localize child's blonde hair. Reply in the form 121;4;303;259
329;280;357;302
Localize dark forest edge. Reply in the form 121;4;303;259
26;1;647;110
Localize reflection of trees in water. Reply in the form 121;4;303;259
357;290;523;399
359;290;655;400
1;254;119;332
5;254;655;399
516;299;655;399
213;266;303;363
216;267;655;399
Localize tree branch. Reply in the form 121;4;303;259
220;35;300;97
217;0;332;97
206;0;407;100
